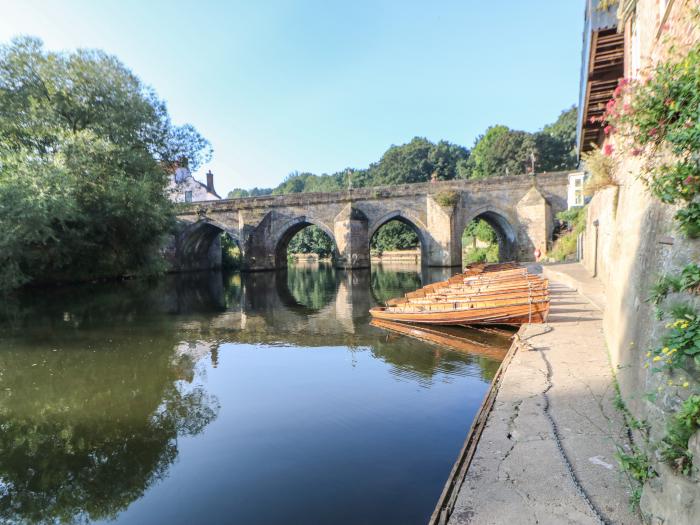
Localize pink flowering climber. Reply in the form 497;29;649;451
603;144;614;156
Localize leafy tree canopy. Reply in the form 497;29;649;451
0;37;211;291
233;107;576;200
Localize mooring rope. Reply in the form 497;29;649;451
516;327;611;525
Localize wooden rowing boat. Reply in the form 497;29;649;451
370;263;550;326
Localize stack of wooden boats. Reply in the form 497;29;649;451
369;262;549;326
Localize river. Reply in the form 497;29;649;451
0;264;509;525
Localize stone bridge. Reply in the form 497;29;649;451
170;172;570;271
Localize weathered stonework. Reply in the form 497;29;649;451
580;2;700;522
168;172;570;272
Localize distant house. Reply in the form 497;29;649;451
167;166;221;203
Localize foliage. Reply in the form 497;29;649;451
220;234;241;270
287;225;335;258
647;275;682;306
659;395;700;475
462;219;499;263
463;245;499;264
235;108;576;255
581;147;616;196
463;219;497;244
679;263;700;293
556;206;587;227
434;190;459;208
649;305;700;370
370;220;419;252
466;108;577;179
0;37;211;292
227;187;273;199
466;126;536;179
368;138;469;185
647;264;700;306
257;107;576;195
602;46;700;238
539;106;579;170
549;206;587;262
611;375;654;511
675;202;700;238
616;447;656;508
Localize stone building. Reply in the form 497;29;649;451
578;0;700;522
167;166;221;203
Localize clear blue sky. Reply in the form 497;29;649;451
0;0;584;195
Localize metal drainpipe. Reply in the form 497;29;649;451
592;219;599;278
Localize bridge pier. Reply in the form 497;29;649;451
425;195;462;268
334;205;370;270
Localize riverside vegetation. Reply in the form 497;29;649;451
0;35;579;291
0;37;211;292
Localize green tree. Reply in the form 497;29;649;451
0;37;211;291
287;225;335;258
537;105;578;171
466;126;536;179
368;137;468;185
370;220;420;252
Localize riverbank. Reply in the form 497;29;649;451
438;263;637;524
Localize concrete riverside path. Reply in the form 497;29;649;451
445;263;638;525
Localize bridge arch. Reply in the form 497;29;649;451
271;216;340;269
368;210;429;267
458;206;518;262
176;219;240;271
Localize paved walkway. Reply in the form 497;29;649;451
447;263;637;525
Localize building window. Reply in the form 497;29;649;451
185;191;193;203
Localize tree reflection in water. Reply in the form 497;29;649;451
0;265;506;524
0;285;220;525
284;262;339;310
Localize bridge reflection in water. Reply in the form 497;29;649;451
0;264;508;525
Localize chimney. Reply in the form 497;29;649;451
206;170;215;193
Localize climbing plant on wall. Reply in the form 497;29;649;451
601;44;700;238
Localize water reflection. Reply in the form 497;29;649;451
0;264;507;525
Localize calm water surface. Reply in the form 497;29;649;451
0;264;509;525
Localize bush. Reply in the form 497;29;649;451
549;206;587;261
660;395;700;475
581;148;616;196
463;244;499;264
434;190;459;208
